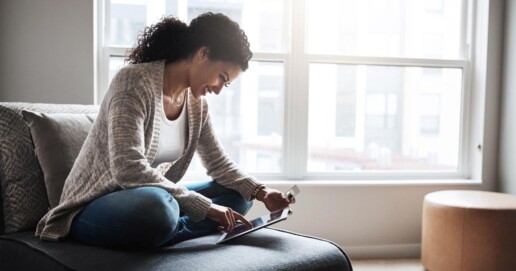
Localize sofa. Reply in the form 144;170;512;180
0;102;352;271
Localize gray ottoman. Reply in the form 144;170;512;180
0;228;352;270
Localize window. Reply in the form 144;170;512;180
98;0;472;180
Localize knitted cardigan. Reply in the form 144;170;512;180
35;60;261;241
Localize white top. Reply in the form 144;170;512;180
152;102;187;168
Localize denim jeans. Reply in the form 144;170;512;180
69;181;253;249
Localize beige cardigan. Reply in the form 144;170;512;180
35;60;261;241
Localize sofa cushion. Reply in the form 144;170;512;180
0;228;352;271
0;103;99;233
21;111;97;208
0;192;4;234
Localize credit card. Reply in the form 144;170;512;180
285;185;300;200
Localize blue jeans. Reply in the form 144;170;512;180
69;181;253;249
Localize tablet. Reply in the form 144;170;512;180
216;207;290;244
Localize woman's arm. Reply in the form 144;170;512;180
107;89;162;185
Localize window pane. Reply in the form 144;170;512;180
306;0;462;59
184;0;285;52
108;0;147;46
189;61;284;174
308;64;462;171
108;0;286;52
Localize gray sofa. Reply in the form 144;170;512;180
0;102;352;271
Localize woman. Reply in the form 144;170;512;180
35;13;291;248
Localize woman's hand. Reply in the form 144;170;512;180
256;186;292;212
206;203;252;232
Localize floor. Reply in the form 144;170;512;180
351;259;425;271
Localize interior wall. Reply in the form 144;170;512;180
498;0;516;194
246;182;485;259
0;0;94;104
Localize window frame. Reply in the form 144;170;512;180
96;0;486;182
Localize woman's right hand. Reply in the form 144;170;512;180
206;204;252;232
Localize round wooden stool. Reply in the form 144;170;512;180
421;190;516;271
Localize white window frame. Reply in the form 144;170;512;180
96;0;498;184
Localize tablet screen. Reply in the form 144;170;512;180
216;207;289;244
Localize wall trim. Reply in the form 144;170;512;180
343;243;421;260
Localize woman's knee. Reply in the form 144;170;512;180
127;187;181;246
134;187;179;232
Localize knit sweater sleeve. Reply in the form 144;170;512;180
196;101;262;201
107;85;211;222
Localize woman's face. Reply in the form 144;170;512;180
189;48;242;99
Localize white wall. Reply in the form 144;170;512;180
0;0;506;260
499;0;516;195
0;0;95;104
247;182;485;259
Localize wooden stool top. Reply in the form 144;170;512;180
425;190;516;210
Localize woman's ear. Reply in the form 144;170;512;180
198;46;209;60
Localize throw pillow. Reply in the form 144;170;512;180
0;116;49;233
22;111;97;208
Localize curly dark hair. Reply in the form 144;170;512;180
127;13;252;71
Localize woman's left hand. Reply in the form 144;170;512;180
256;186;291;212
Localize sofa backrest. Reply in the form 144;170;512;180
0;102;99;234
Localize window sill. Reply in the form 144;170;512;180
182;177;482;186
259;179;483;187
